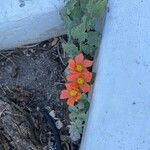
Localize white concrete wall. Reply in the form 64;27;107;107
0;0;64;50
80;0;150;150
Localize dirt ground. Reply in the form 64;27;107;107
0;37;79;150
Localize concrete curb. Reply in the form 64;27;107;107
80;0;150;149
0;0;64;50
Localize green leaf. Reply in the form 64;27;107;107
69;125;81;141
79;94;90;110
69;112;77;121
61;13;73;29
87;0;107;17
70;5;84;19
62;43;79;57
80;0;87;9
87;31;100;46
68;106;78;112
81;43;97;57
71;23;88;42
65;0;78;15
82;15;96;31
86;18;96;31
90;72;96;84
61;9;79;30
80;94;88;100
80;0;89;12
75;119;83;126
78;112;87;120
77;101;84;109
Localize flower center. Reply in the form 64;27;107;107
77;77;84;85
70;90;78;97
76;65;83;72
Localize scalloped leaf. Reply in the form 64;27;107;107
87;0;107;17
71;23;88;42
62;43;79;57
87;31;101;46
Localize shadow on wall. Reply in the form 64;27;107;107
19;0;31;7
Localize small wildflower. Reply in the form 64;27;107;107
66;71;92;93
60;83;81;106
68;53;93;74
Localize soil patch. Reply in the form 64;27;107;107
0;37;79;150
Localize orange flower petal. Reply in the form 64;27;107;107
80;83;91;93
83;71;93;82
67;98;75;106
75;92;81;102
60;90;69;99
66;73;80;81
68;59;76;70
75;53;84;64
83;59;93;68
65;82;78;90
67;72;92;83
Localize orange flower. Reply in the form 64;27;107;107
60;82;81;106
66;71;92;93
68;53;93;74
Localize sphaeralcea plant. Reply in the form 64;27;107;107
60;0;107;141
